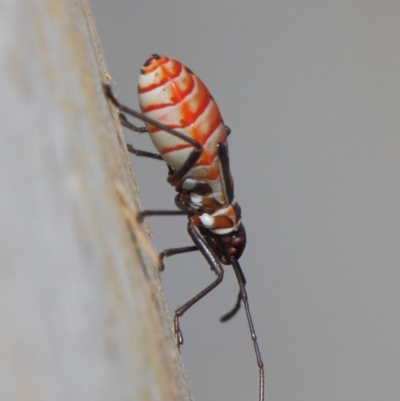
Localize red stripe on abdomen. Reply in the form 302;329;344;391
138;55;227;180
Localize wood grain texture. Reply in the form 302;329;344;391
0;1;192;400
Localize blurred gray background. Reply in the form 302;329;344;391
91;1;400;400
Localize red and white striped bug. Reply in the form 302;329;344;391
104;54;264;401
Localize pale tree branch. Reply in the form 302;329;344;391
0;1;191;400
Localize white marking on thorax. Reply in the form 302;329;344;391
190;193;204;207
181;178;198;190
200;214;215;228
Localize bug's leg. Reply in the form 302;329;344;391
158;246;198;271
217;143;234;203
119;112;148;133
126;144;163;160
106;91;164;161
103;85;161;160
173;220;224;347
118;113;165;159
138;198;196;222
231;260;265;401
137;210;190;223
142;198;198;269
103;84;203;184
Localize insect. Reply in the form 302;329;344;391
104;54;265;401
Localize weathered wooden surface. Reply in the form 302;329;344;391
0;1;191;400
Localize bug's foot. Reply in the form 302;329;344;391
103;83;120;107
119;113;148;133
158;253;166;271
126;143;138;154
136;211;144;223
174;316;184;347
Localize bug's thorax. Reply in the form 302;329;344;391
175;175;239;228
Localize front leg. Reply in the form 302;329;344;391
172;220;224;347
158;245;198;271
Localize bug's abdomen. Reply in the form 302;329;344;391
138;54;228;182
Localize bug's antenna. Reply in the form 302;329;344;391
231;260;265;401
220;258;246;322
220;291;242;322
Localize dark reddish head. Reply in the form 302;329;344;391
199;224;246;265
